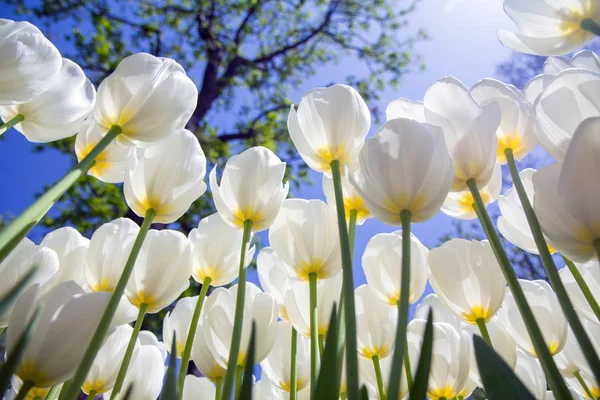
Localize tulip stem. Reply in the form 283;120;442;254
64;207;155;400
235;364;244;399
387;209;411;400
475;318;492;347
330;160;359;400
467;177;571;399
403;337;413;389
505;149;600;386
563;256;600;323
44;385;60;400
574;370;595;399
111;302;148;399
87;390;96;400
220;219;253;400
582;18;600;36
0;125;122;265
15;381;33;400
178;276;212;394
290;327;298;400
215;376;223;400
309;272;319;393
0;113;24;133
348;209;358;255
372;355;386;400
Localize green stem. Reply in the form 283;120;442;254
0;125;121;264
330;160;359;400
87;390;96;400
505;149;600;387
45;385;60;400
309;272;319;392
582;18;600;36
34;397;42;400
111;303;148;399
63;208;155;400
56;380;71;400
0;113;24;132
341;392;347;400
235;364;244;399
178;277;212;394
563;256;600;323
574;370;595;399
467;177;571;399
372;355;385;400
290;327;298;400
403;337;413;389
220;219;253;400
348;209;358;255
475;318;492;347
387;210;411;400
15;380;34;400
215;376;223;400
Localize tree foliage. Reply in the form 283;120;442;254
5;0;426;234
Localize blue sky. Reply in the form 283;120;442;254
0;0;518;307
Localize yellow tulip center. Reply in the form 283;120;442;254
497;133;525;163
317;145;347;171
139;196;173;216
24;386;52;400
457;190;490;213
194;265;223;283
232;207;263;228
429;384;458;400
462;305;493;324
281;377;306;392
91;278;114;293
360;345;389;359
591;385;600;399
530;339;561;357
206;365;226;383
176;340;185;358
385;289;417;306
77;143;111;178
17;361;49;387
82;379;106;395
298;259;328;281
557;0;596;34
344;196;370;222
129;290;156;309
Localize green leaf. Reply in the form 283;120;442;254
240;322;256;400
0;306;42;398
0;267;37;318
359;385;369;400
409;309;434;400
122;383;135;400
473;335;535;400
313;304;339;400
160;332;180;400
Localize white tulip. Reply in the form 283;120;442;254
0;58;95;142
470;78;537;164
124;129;207;224
126;229;192;313
138;330;168;363
261;321;311;393
566;369;599;399
189;212;255;287
203;282;278;367
441;164;502;220
284;274;342;338
0;19;62;105
355;284;397;360
163;296;197;358
534;117;600;262
40;227;89;288
413;293;464;332
0;238;58;327
359;354;407;399
257;247;293;320
253;378;311;400
349;118;454;224
83;325;133;395
362;231;429;305
555;327;588;378
210;146;289;232
269;199;341;280
287;84;370;174
560;259;600;324
514;349;547;400
535;69;600;162
499;280;568;357
497;0;600;56
407;320;471;399
7;281;112;387
191;320;226;383
94;52;197;146
75;120;132;183
6;378;62;400
107;344;165;400
182;376;216;400
428;239;506;324
322;174;371;225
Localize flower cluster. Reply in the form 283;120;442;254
0;1;600;399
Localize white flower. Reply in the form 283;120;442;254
428;239;507;324
125;230;192;313
189;212;255;287
94;52;198;147
257;247;293;320
413;293;464;332
191;320;226;382
359;354;406;399
288;84;370;174
203;282;278;367
514;349;547;400
40;227;89;288
183;376;216;400
269;199;341;280
554;327;589;378
349;118;454;224
322;174;371;225
362;230;429;305
7;281;112;387
497;0;600;56
0;19;62;105
0;58;95;142
441;164;502;220
107;344;165;400
499;280;568;357
163;296;197;358
355;284;397;360
210;146;289;232
560;259;600;323
534;117;600;262
124;129;207;224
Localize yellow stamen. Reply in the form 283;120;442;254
129;290;155;309
298;259;327;281
457;190;490;213
360;345;389;359
194;265;223;283
317;145;347;171
462;305;492;324
232;207;263;228
344;196;370;221
497;134;525;163
82;379;106;395
429;384;457;400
